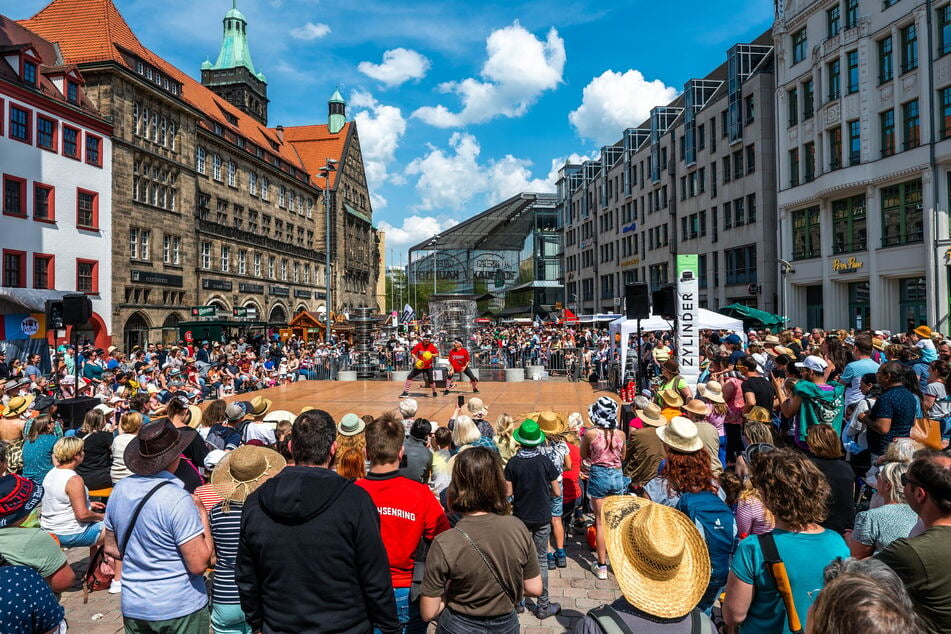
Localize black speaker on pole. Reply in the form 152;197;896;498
625;283;650;319
652;286;676;319
62;294;92;326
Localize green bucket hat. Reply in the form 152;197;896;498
513;419;546;447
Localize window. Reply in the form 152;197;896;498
901;23;918;73
261;179;269;202
803;79;814;119
789;148;800;187
75;189;97;229
228;161;236;187
238;250;247;275
33;254;53;290
734;197;746;226
200;241;211;269
22;60;37;85
941;5;951;56
2;250;25;287
745;145;755;174
129;227;138;259
832;194;867;253
724;201;733;229
76;259;98;294
36;116;56;151
220;245;230;272
848;120;861;165
828;59;841;100
3;176;26;217
33;183;53;221
804;142;816;182
196;147;206;174
881;109;896;156
293;262;300;283
725;245;757;285
733;150;743;178
267;256;275;279
139;230;150;260
847;50;859;93
879;37;894;83
62;126;79;159
723;156;732;183
845;0;858;29
903;99;920;149
85;134;102;166
280;258;288;281
744;94;754;124
747;194;757;223
9;106;30;143
829;127;842;169
66;81;78;104
254;253;262;277
942;87;951;139
213;154;222;181
792;206;821;259
279;186;286;207
249;172;257;196
792;28;807;65
788;87;799;126
881;179;923;246
828;5;840;37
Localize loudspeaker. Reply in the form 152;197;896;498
625;283;650;319
62;294;92;326
652;286;676;319
45;299;64;330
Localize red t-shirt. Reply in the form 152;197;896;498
562;443;582;503
411;343;439;369
356;472;450;587
447;347;470;372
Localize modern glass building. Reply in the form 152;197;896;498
407;193;562;318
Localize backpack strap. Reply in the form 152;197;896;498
589;604;634;634
757;533;804;634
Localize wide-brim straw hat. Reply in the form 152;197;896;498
534;411;567;436
659;388;684;409
249;395;272;418
3;395;33;418
186;405;203;429
697;381;725;404
602;496;711;619
211;445;286;504
635;402;666;427
656;416;703;453
744;406;772;424
915;325;933;339
466;397;488;418
125;419;197;476
683;399;710;417
262;410;296;430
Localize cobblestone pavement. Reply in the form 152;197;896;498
60;519;620;634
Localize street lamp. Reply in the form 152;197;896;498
319;159;338;343
778;258;794;323
429;235;439;297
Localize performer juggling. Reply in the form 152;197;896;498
401;334;439;397
445;338;479;395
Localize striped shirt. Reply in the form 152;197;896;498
209;502;243;605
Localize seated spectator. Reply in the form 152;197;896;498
111;411;143;483
21;413;62;485
75;408;114;490
849;461;918;557
40;437;105;548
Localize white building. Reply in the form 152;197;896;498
0;15;113;348
774;0;951;333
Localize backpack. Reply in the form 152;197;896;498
676;491;737;583
589;604;713;634
205;425;229;451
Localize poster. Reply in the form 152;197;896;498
1;313;47;340
676;254;700;385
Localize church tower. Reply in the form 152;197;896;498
328;88;346;134
201;1;269;124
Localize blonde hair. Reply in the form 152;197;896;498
883;438;921;464
53;437;84;464
119;411;143;434
452;416;480;447
879;461;910;504
494;413;517;438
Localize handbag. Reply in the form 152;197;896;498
911;417;943;450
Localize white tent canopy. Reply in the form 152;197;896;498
609;309;745;378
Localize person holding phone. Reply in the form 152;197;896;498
446;339;479;395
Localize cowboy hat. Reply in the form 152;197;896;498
513;419;546;447
763;335;780;345
466;397;488;418
683;399;710;418
3;395;33;418
535;411;567;436
915;325;933;338
211;445;285;504
658;388;684;409
656;416;703;453
872;337;887;351
697;381;726;404
0;474;43;528
634;402;666;427
124;419;197;476
588;396;619;429
262;410;296;429
186;405;203;429
249;395;272;418
744;406;772;424
602;496;710;619
336;413;365;437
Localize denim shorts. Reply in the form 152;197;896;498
587;465;627;499
550;495;563;517
56;521;103;547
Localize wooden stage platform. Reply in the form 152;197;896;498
220;379;615;425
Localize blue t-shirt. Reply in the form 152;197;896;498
867;385;918;455
0;566;64;634
839;358;879;406
21;435;59;484
104;471;207;621
731;528;848;633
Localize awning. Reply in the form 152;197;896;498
504;280;564;292
0;288;71;313
719;303;788;328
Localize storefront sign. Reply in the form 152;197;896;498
239;283;265;294
202;278;233;291
232;307;249;318
676;254;700;385
131;270;183;287
190;306;216;318
832;257;864;273
619;258;641;268
269;286;290;297
294;289;312;299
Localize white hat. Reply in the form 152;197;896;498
203;449;228;471
795;355;828;373
93;403;115;416
656;416;704;453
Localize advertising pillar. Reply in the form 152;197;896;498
676;254;700;385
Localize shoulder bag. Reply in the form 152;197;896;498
453;526;518;605
757;532;804;634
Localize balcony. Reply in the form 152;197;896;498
793;247;820;260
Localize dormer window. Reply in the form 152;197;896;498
66;81;79;104
22;61;37;86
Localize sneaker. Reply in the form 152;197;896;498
590;561;608;580
108;579;122;594
534;602;562;619
399;391;409;397
515;602;526;614
472;387;480;393
555;549;567;568
546;552;555;570
431;392;438;398
443;389;450;395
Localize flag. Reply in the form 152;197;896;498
562;308;579;323
401;304;415;323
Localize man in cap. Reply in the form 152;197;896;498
401;417;435;484
778;355;845;445
401;334;439;398
103;419;213;631
206;403;245;451
445;338;479;395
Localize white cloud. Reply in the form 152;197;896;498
569;69;680;145
413;21;565;127
349;91;407;210
289;22;331;40
378;216;460;247
358;48;431;87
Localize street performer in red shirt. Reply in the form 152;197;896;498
445;338;479;395
401;334;439;398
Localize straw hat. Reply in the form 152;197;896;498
634;402;666;427
602;496;710;619
535;411;567;436
249;395;272;418
872;337;887;351
3;395;33;418
658;388;684;409
915;325;933;339
466;397;488;418
211;445;285;504
697;381;726;404
773;345;793;356
744;406;772;424
764;335;780;345
683;399;710;418
186;405;203;429
299;406;315;415
337;413;366;436
656;416;703;453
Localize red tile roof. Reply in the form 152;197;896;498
281;123;351;189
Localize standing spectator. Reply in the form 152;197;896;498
420;447;541;632
922;360;951;439
156;395;208;492
40;437;105;548
536;412;570;570
236;409;399;633
861;361;919;458
850;461;918;557
839;336;880;409
429;427;453;498
401;418;434;484
683;399;725;476
739;356;776;413
398;399;418;436
0;350;8;381
582;397;626;580
24;354;42;384
103;419;213;631
0;566;65;634
623;403;667;488
493;413;519;466
504;419;561;619
805;424;856;534
110;411;142;484
779;355;845;445
357;415;450;633
876;451;951;631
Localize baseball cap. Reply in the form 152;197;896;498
724;334;742;345
795;355;828;373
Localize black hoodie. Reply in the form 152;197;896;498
236;466;399;633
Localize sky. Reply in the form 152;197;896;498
6;0;774;260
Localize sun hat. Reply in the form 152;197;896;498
93;403;116;417
107;345;118;355
186;405;203;429
299;406;315;415
697;381;726;404
915;325;933;338
764;335;780;345
249;395;272;418
872;337;887;351
262;410;296;428
795;355;828;373
3;395;33;418
466;397;488;418
635;402;666;427
203;449;228;471
744;406;772;424
535;411;567;436
513;419;546;446
661;360;680;375
337;413;366;436
773;345;793;356
602;496;710;619
658;388;684;409
588;396;619;429
656;416;703;453
225;403;247;422
124;419;197;476
3;379;20;392
683;399;710;418
211;445;286;504
0;474;44;528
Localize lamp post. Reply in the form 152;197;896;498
778;258;794;324
430;236;438;297
319;159;338;343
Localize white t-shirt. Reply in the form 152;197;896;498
40;468;92;535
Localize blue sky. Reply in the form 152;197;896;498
7;0;773;259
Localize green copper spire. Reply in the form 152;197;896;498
328;87;346;134
211;0;261;79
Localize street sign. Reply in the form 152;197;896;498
232;307;248;318
190;306;216;318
